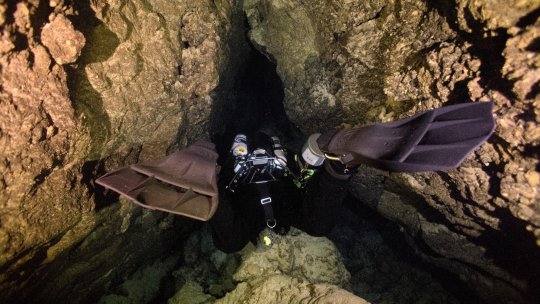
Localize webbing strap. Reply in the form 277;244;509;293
256;182;276;228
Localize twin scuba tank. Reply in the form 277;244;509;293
231;134;288;172
227;134;288;191
230;133;326;188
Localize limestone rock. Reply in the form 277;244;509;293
41;14;85;64
98;255;180;304
374;190;527;303
168;281;215;304
215;228;367;304
234;228;350;286
167;228;361;303
242;0;540;303
455;0;540;31
328;215;461;304
171;226;239;299
503;24;540;101
0;8;91;296
0;0;248;302
74;0;197;157
216;275;369;304
244;0;455;133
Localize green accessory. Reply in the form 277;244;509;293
291;155;317;188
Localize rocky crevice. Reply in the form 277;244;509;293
242;0;540;303
1;0;250;303
0;0;539;303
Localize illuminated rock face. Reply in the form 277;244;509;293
178;228;368;304
0;0;248;302
243;0;540;302
0;0;539;303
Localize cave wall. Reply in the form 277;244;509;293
243;0;539;303
0;0;248;302
1;0;539;303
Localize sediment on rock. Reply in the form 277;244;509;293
243;0;540;303
166;227;369;304
0;0;539;303
0;0;249;303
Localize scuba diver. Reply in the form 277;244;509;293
96;102;496;253
209;131;353;252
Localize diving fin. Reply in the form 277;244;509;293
317;102;496;172
96;141;220;221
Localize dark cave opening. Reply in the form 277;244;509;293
208;41;305;163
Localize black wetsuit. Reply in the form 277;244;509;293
209;132;349;253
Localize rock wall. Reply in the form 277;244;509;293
167;228;369;304
0;0;248;302
0;0;91;296
1;0;539;303
243;0;539;303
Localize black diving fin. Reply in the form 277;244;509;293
317;102;496;172
95;141;220;221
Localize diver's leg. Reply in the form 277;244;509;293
299;161;352;236
208;191;252;253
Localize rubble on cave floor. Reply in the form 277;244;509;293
98;212;463;304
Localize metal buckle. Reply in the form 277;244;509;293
266;219;277;229
324;153;342;161
260;197;272;205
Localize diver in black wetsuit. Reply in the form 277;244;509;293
209;131;354;253
208;101;497;252
96;102;495;254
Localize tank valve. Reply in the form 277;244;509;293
301;133;325;167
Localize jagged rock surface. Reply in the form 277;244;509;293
166;221;461;304
41;14;85;64
328;210;462;304
215;229;367;304
216;275;368;304
232;228;351;286
166;228;369;304
1;0;539;303
244;0;456;133
243;0;540;303
0;1;92;296
0;0;248;302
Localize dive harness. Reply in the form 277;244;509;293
226;133;354;248
227;134;287;247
